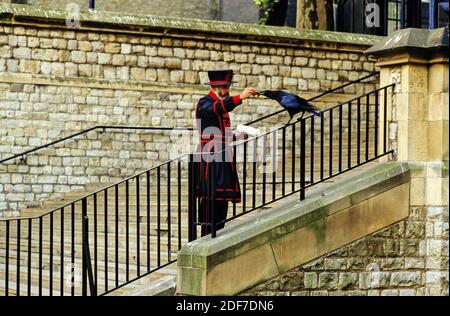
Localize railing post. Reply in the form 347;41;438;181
375;91;379;157
82;199;87;296
5;221;9;297
210;160;217;238
300;120;306;201
82;198;96;296
188;154;197;242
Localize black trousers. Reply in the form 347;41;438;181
198;199;228;237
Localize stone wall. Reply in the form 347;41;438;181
243;206;449;296
0;4;379;215
1;0;260;23
242;28;449;297
176;162;413;296
219;0;259;23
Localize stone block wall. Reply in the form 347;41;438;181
0;4;379;215
0;27;377;92
243;206;449;296
1;0;260;23
243;28;449;297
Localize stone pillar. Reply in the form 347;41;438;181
366;27;449;296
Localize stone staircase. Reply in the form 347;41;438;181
0;127;377;295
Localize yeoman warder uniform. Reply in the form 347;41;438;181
194;70;242;236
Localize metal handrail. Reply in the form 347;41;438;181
321;82;395;113
0;125;194;164
245;72;379;125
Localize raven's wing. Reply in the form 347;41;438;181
262;91;321;118
282;93;321;116
280;93;302;109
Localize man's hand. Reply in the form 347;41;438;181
240;87;259;100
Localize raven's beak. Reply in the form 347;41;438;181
252;90;261;97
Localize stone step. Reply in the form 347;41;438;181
0;209;275;276
0;262;176;296
0;219;190;237
0;205;281;264
1;202;269;242
16;182;291;209
0;247;176;275
14;210;189;224
106;270;176;296
0;240;179;277
0;232;187;254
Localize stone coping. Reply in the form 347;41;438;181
0;3;382;47
177;162;411;270
365;27;449;56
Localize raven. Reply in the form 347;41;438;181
260;90;321;123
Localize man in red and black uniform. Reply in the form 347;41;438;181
195;69;258;236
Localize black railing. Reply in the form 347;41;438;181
0;156;190;296
189;83;395;239
0;74;387;296
245;72;379;125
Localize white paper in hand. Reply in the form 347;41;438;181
236;124;261;137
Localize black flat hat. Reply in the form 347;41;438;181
207;69;237;86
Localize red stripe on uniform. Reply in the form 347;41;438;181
232;95;241;105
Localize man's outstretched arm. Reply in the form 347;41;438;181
198;87;259;116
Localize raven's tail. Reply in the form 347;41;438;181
307;103;322;116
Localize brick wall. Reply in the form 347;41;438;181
0;27;376;90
